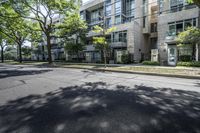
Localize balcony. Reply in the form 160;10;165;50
110;39;127;48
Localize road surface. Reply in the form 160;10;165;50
0;64;200;133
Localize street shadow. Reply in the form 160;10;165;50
195;82;200;87
0;69;52;79
0;82;200;133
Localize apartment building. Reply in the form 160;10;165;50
80;0;147;63
80;0;200;65
157;0;199;65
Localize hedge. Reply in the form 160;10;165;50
177;61;200;67
179;55;192;62
142;61;160;66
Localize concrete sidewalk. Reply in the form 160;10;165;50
53;63;200;79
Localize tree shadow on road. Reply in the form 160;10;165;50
0;69;52;79
0;82;200;133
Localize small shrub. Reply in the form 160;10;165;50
177;61;200;67
179;55;192;62
142;61;160;66
121;53;132;64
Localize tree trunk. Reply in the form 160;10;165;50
103;48;107;68
42;45;45;61
18;44;22;63
192;44;195;61
1;47;4;63
196;43;199;61
46;33;52;64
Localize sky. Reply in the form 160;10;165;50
82;0;91;4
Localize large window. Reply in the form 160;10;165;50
170;0;184;12
170;0;196;12
115;0;121;15
125;0;135;17
115;15;121;24
159;0;164;14
168;18;197;36
143;0;147;15
105;0;111;16
80;11;85;20
112;31;127;43
106;18;112;28
91;10;99;24
151;23;157;33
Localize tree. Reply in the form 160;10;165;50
0;16;30;63
0;36;6;63
59;13;87;61
187;0;200;7
92;25;116;67
9;0;78;64
177;27;200;61
22;46;32;59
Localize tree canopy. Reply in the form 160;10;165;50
6;0;79;63
92;25;116;67
177;27;200;45
187;0;200;7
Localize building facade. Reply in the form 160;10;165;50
157;0;199;65
80;0;148;63
80;0;200;65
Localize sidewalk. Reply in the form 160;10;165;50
54;62;200;79
2;61;200;79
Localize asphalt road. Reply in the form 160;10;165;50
0;64;200;133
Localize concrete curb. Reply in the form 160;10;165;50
58;66;200;80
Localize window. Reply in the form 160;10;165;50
185;19;193;29
143;17;146;28
115;0;121;15
168;18;197;36
169;23;176;36
106;18;111;28
80;11;85;20
151;23;157;33
143;0;147;15
105;0;111;16
170;0;196;12
125;0;135;17
91;10;99;24
159;0;164;14
115;15;121;24
176;21;183;34
170;0;184;12
112;31;127;42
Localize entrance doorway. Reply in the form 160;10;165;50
168;45;177;66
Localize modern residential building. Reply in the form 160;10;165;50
31;0;200;65
80;0;146;63
157;0;199;65
80;0;200;65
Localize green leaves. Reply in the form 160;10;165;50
93;37;106;45
187;0;200;7
92;25;115;48
177;27;200;45
59;13;87;37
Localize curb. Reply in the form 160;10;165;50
58;66;200;80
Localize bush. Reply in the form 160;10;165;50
142;61;160;66
121;53;132;64
179;55;192;62
177;61;200;67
